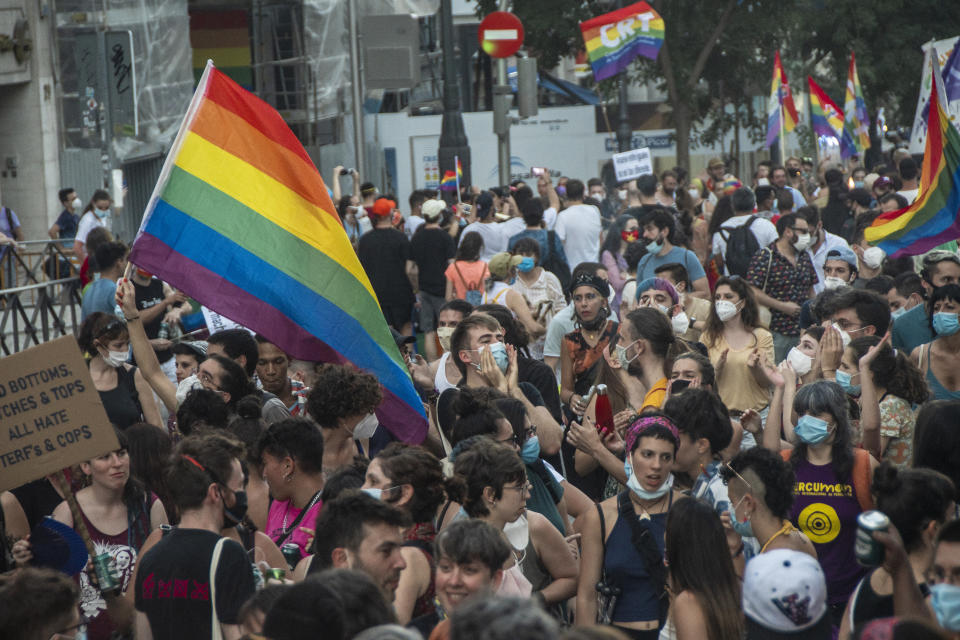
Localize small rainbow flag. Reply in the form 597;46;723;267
844;52;871;155
580;2;664;82
129;62;427;442
865;60;960;258
765;51;799;148
808;76;857;159
439;171;457;191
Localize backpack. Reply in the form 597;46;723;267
542;231;571;293
720;216;761;278
454;262;486;306
780;447;875;512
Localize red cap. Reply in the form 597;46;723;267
371;198;396;217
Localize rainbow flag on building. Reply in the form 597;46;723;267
808;76;857;159
844;52;871;155
865;60;960;258
580;2;664;82
128;62;428;442
765;51;800;148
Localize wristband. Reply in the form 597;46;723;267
124;315;140;321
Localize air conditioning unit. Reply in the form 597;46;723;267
0;5;31;84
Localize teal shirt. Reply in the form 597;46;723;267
891;302;932;353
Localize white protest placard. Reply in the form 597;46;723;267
612;147;653;182
909;36;960;154
201;306;253;335
0;336;119;492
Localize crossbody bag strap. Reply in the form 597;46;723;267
209;537;227;640
275;491;322;546
762;248;774;292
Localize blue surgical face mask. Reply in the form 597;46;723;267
624;460;673;500
94;206;110;219
835;370;861;397
931;583;960;631
488;342;509;373
517;257;535;273
934;312;960;337
795;414;831;445
646;237;662;255
891;306;907;321
520;436;540;463
362;486;399;501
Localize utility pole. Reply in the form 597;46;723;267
494;0;511;186
347;0;366;178
437;0;470;194
615;0;631;153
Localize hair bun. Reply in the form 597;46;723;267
236;395;262;420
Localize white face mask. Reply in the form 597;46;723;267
793;233;812;252
671;311;690;335
102;349;128;367
352;413;379;440
618;189;628;201
436;326;455;352
832;322;852;349
176;373;204;406
785;346;813;376
862;246;885;269
687;188;700;200
823;276;848;290
715;299;739;322
71;197;83;210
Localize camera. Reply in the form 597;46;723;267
340;168;354;176
787;167;801;177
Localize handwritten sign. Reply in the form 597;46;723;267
0;336;119;492
612;146;653;182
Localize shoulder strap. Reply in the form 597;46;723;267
492;286;509;304
762;248;774;291
852;449;875;512
209;537;227;640
275;492;322;546
596;502;607;553
453;262;470;290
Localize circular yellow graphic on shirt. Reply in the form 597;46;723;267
798;503;841;544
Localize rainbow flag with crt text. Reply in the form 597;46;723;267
128;62;428;442
580;1;663;82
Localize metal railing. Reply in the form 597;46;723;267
1;240;83;355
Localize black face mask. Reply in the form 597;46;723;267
222;489;248;529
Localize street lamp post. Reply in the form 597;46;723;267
437;0;470;198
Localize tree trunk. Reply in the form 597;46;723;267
673;103;691;171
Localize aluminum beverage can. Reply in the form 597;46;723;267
855;510;889;567
93;552;120;593
281;543;301;569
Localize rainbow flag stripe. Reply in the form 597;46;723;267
439;170;457;191
580;1;663;82
129;62;427;442
844;52;871;154
808;76;857;158
865;72;960;258
766;51;799;147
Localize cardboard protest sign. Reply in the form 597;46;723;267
612;147;653;182
0;336;119;492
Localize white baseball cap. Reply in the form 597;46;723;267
743;549;830;639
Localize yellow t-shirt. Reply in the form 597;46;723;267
641;377;668;411
707;328;775;412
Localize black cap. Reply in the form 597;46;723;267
390;327;416;349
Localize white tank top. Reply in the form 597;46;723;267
434;352;457;393
482;281;512;307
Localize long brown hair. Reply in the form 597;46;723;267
702;276;761;347
665;499;743;640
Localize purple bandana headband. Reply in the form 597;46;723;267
625;415;680;453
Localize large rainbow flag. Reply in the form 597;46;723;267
844;52;871;155
765;51;799;149
808;76;857;159
865;62;960;258
580;2;664;82
129;62;428;442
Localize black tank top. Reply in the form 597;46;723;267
95;363;145;428
851;568;931;626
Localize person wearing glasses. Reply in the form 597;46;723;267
78;312;162;429
447;438;578;614
720;446;815;558
0;567;81;640
893;250;960;352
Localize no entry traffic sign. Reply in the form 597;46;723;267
478;11;524;59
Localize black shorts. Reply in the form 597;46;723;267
382;302;414;331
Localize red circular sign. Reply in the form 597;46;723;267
478;11;524;59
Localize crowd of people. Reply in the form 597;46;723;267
4;149;960;640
